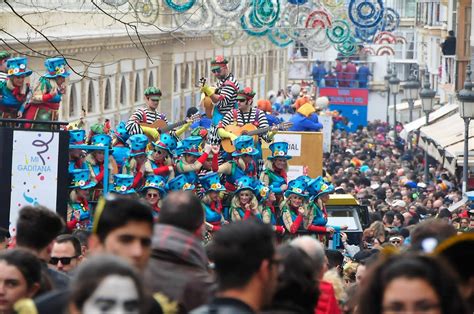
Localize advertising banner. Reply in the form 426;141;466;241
319;88;369;132
9;131;60;226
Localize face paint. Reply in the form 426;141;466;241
82;275;140;314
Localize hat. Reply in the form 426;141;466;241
0;51;11;60
360;165;370;173
167;174;195;191
43;57;71;78
110;174;136;195
152;133;177;154
297;175;313;185
199;172;225;192
69;129;86;145
234;176;257;195
236;87;256;101
210;55;228;70
144;87;162;100
69;169;96;189
268;142;292;160
174;142;184;158
391;200;406;208
254;182;272;203
307;176;323;196
90;134;112;148
285;178;309;198
140;175;167;196
232;135;259;157
182;136;202;157
6;57;32;77
434;233;474;281
316;180;335;198
114;121;130;143
129;134;148;157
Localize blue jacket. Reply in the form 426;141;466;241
357;66;372;83
312;64;327;82
289;112;323;132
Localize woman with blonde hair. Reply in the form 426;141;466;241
260;142;291;202
229;176;260;221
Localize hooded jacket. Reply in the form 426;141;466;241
289;103;323;132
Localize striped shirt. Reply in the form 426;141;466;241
126;107;168;135
221;108;272;143
208;73;240;145
0;72;7;82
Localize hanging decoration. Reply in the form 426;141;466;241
208;0;250;20
212;21;244;47
326;19;351;44
348;0;384;28
164;0;196;12
376;46;395;56
267;28;294;47
381;7;400;32
174;1;214;36
248;37;269;55
134;0;160;24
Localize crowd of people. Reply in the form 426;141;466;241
0;50;473;314
312;58;373;89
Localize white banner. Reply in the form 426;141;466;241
10;131;60;226
273;133;302;157
287;165;304;182
319;115;333;153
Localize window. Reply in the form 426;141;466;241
181;63;189;89
195;61;200;82
260;55;264;74
174;65;179;93
134;73;141;102
119;76;126;107
104;79;111;110
253;56;257;75
69;84;76;117
87;81;95;113
148;71;154;87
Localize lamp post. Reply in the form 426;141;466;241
457;65;474;194
404;68;421;122
419;71;436;184
384;65;392;124
389;67;400;134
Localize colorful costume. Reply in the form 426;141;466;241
0;57;32;118
109;174;136;195
111;121;131;173
281;179;310;236
229;176;261;221
87;134;118;200
200;172;227;231
141;175;167;220
260;142;291;195
255;182;285;235
67;169;96;231
68;129;88;172
24;57;70;129
167;174;195;191
147;133;177;180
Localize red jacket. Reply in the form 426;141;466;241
315;280;341;314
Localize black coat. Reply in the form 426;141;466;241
441;36;456;55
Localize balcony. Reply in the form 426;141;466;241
439;55;456;94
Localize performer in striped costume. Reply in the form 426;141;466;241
0;51;10;83
201;55;240;145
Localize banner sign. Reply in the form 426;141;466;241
273;133;302;157
319;87;369;132
10;131;60;226
319;115;333;153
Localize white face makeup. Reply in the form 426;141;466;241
82;275;139;314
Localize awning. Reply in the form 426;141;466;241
399;103;458;140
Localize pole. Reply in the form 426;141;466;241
408;99;414;122
393;93;397;135
424;113;430;184
463;118;470;194
386;86;390;123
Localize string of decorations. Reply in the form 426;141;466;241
102;0;403;56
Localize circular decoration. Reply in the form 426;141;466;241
305;28;331;52
374;31;396;44
305;9;332;30
348;0;384;29
247;37;269;55
267;28;293;47
241;10;270;37
335;36;357;56
164;0;196;12
381;7;400;32
102;0;128;6
360;47;376;55
174;1;214;36
376;46;395;56
212;21;244;47
252;0;280;28
354;25;379;43
396;35;407;44
326;19;351;44
134;0;159;24
280;4;312;40
208;0;250;20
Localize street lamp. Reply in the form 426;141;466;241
404;68;421;122
389;67;400;133
457;65;474;194
419;71;436;184
384;65;393;124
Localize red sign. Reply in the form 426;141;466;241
319;88;369;106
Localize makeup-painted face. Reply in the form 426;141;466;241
239;190;252;205
382;277;441;314
82;275;139;314
0;261;37;313
273;158;287;170
289;194;304;208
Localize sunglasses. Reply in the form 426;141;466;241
146;193;159;198
211;68;221;74
49;256;79;265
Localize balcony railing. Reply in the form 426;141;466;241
440;55;456;85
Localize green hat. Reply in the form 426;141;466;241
144;87;162;100
0;51;11;61
236;87;256;101
211;55;228;70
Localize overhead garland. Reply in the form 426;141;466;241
107;0;403;56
